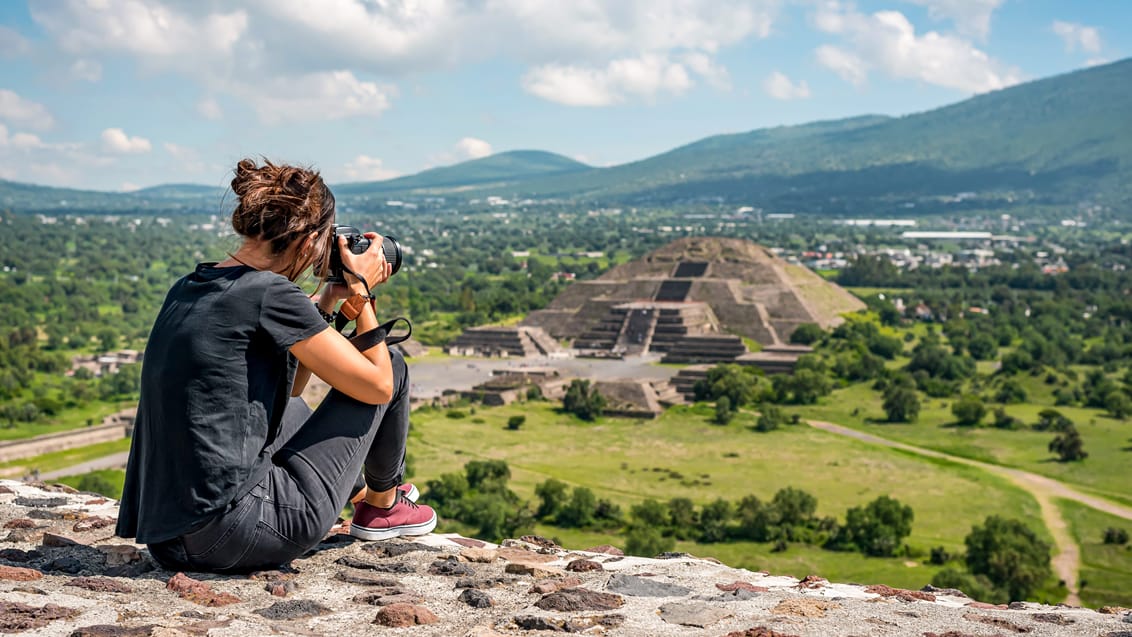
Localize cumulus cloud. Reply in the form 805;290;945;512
901;0;1004;39
763;72;812;100
70;59;103;82
1052;21;1102;54
813;2;1021;94
523;54;699;106
235;71;395;124
455;137;492;160
815;45;868;86
0;125;46;150
197;97;223;120
0;90;56;131
101;128;152;153
343;154;399;181
28;1;778;113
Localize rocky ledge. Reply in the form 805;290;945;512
0;480;1128;636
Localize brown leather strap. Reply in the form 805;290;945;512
339;293;372;321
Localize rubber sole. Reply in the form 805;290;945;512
349;511;438;541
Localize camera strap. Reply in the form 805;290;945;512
346;316;414;351
333;263;413;348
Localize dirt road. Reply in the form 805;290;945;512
807;419;1132;607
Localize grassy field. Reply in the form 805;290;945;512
792;383;1132;506
0;438;130;479
0;400;131;442
56;468;125;499
410;400;1049;592
1057;498;1132;608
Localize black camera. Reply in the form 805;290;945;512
323;224;403;284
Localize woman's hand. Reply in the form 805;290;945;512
339;232;392;294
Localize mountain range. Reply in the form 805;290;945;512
3;58;1129;214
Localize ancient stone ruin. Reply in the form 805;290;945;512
523;237;864;362
447;326;562;358
0;480;1125;636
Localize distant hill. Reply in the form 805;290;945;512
333;150;590;195
504;59;1132;208
3;59;1130;214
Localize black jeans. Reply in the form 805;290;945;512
149;350;411;573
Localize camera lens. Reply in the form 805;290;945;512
382;235;403;275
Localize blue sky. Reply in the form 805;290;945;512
0;0;1125;191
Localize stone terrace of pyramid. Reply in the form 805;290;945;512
523;237;865;356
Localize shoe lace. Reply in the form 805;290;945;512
398;491;419;509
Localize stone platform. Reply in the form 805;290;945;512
0;481;1126;636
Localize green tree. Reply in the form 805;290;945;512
562;379;605;421
789;323;824;345
951;395;987;426
699;498;733;543
630;498;670;529
964;516;1052;602
1033;408;1073;432
667;498;698;540
1049;425;1088;462
556;486;598;528
694;364;760;407
1104;391;1130;419
830;496;914;557
883;387;920;423
967;334;998;361
534;479;569;520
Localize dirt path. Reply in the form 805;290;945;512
806;420;1132;607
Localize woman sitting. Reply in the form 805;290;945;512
116;158;436;573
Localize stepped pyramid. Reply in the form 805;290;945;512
523;237;864;358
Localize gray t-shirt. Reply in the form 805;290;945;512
116;264;327;544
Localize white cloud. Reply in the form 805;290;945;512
343;155;399;181
901;0;1004;39
120;182;142;192
523;54;697;106
815;45;868;86
813;3;1020;94
0;90;56;131
455;137;493;160
31;1;247;62
232;71;394;124
101;128;152;154
1052;21;1102;54
70;59;103;82
0;26;31;57
1085;57;1110;68
197;97;223;120
29;1;780;114
0;125;47;150
763;72;812;100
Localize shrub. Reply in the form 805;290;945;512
446;409;467;419
624;526;675;557
1103;527;1129;545
754;404;783;432
929;546;951;565
714;396;734;425
951;395;987;426
931;568;1003;604
507;415;526;430
534;479;569;520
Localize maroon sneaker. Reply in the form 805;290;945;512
350;483;418;505
350;492;437;541
399;483;419;502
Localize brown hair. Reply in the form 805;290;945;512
230;158;336;281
